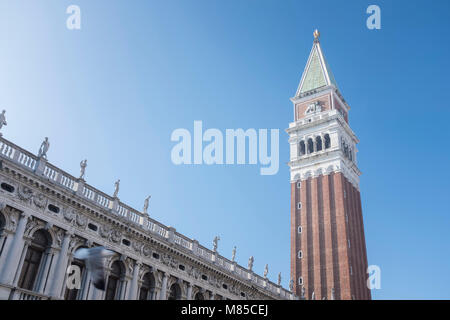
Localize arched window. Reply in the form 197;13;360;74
324;134;331;149
18;229;51;291
194;292;204;300
299;141;306;156
316;136;323;152
65;247;87;300
168;283;182;300
139;272;155;300
307;138;314;154
344;144;349;158
105;260;125;300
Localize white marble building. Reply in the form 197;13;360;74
0;135;295;300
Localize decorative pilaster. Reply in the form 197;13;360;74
128;260;141;300
34;157;47;176
0;212;29;285
167;227;176;243
159;272;168;300
37;247;55;293
48;231;72;298
186;283;193;300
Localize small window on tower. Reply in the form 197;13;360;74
297;202;302;210
298;226;302;234
299;141;306;156
298;250;303;259
307;138;314;154
316;136;323;151
324;134;331;149
298;277;303;285
297;181;301;189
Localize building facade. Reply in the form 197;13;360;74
288;31;371;300
0;136;295;300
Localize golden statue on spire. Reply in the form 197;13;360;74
313;29;320;40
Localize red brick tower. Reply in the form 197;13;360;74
287;30;371;300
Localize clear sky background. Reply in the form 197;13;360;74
0;0;449;299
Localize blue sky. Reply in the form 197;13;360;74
1;0;449;299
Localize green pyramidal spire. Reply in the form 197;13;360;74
296;30;338;96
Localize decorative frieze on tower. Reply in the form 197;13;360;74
287;30;371;300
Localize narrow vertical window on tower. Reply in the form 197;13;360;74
307;138;314;154
298;277;303;285
297;181;301;189
299;141;306;156
298;226;302;234
316;136;322;151
297;202;302;210
324;134;331;149
298;250;303;259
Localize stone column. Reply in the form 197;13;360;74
48;232;71;298
12;240;30;287
127;261;141;300
186;283;193;300
37;248;55;293
117;276;128;300
159;273;168;300
0;232;12;269
0;213;29;285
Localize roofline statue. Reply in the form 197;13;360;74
212;236;220;252
0;110;7;136
248;256;254;272
79;159;87;180
143;195;151;214
38;137;50;159
113;179;120;198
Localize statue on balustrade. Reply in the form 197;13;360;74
213;235;220;252
113;179;120;198
79;159;87;180
38;137;50;159
248;256;254;271
231;246;236;262
0;110;7;136
143;195;151;214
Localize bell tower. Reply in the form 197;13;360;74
287;30;371;300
